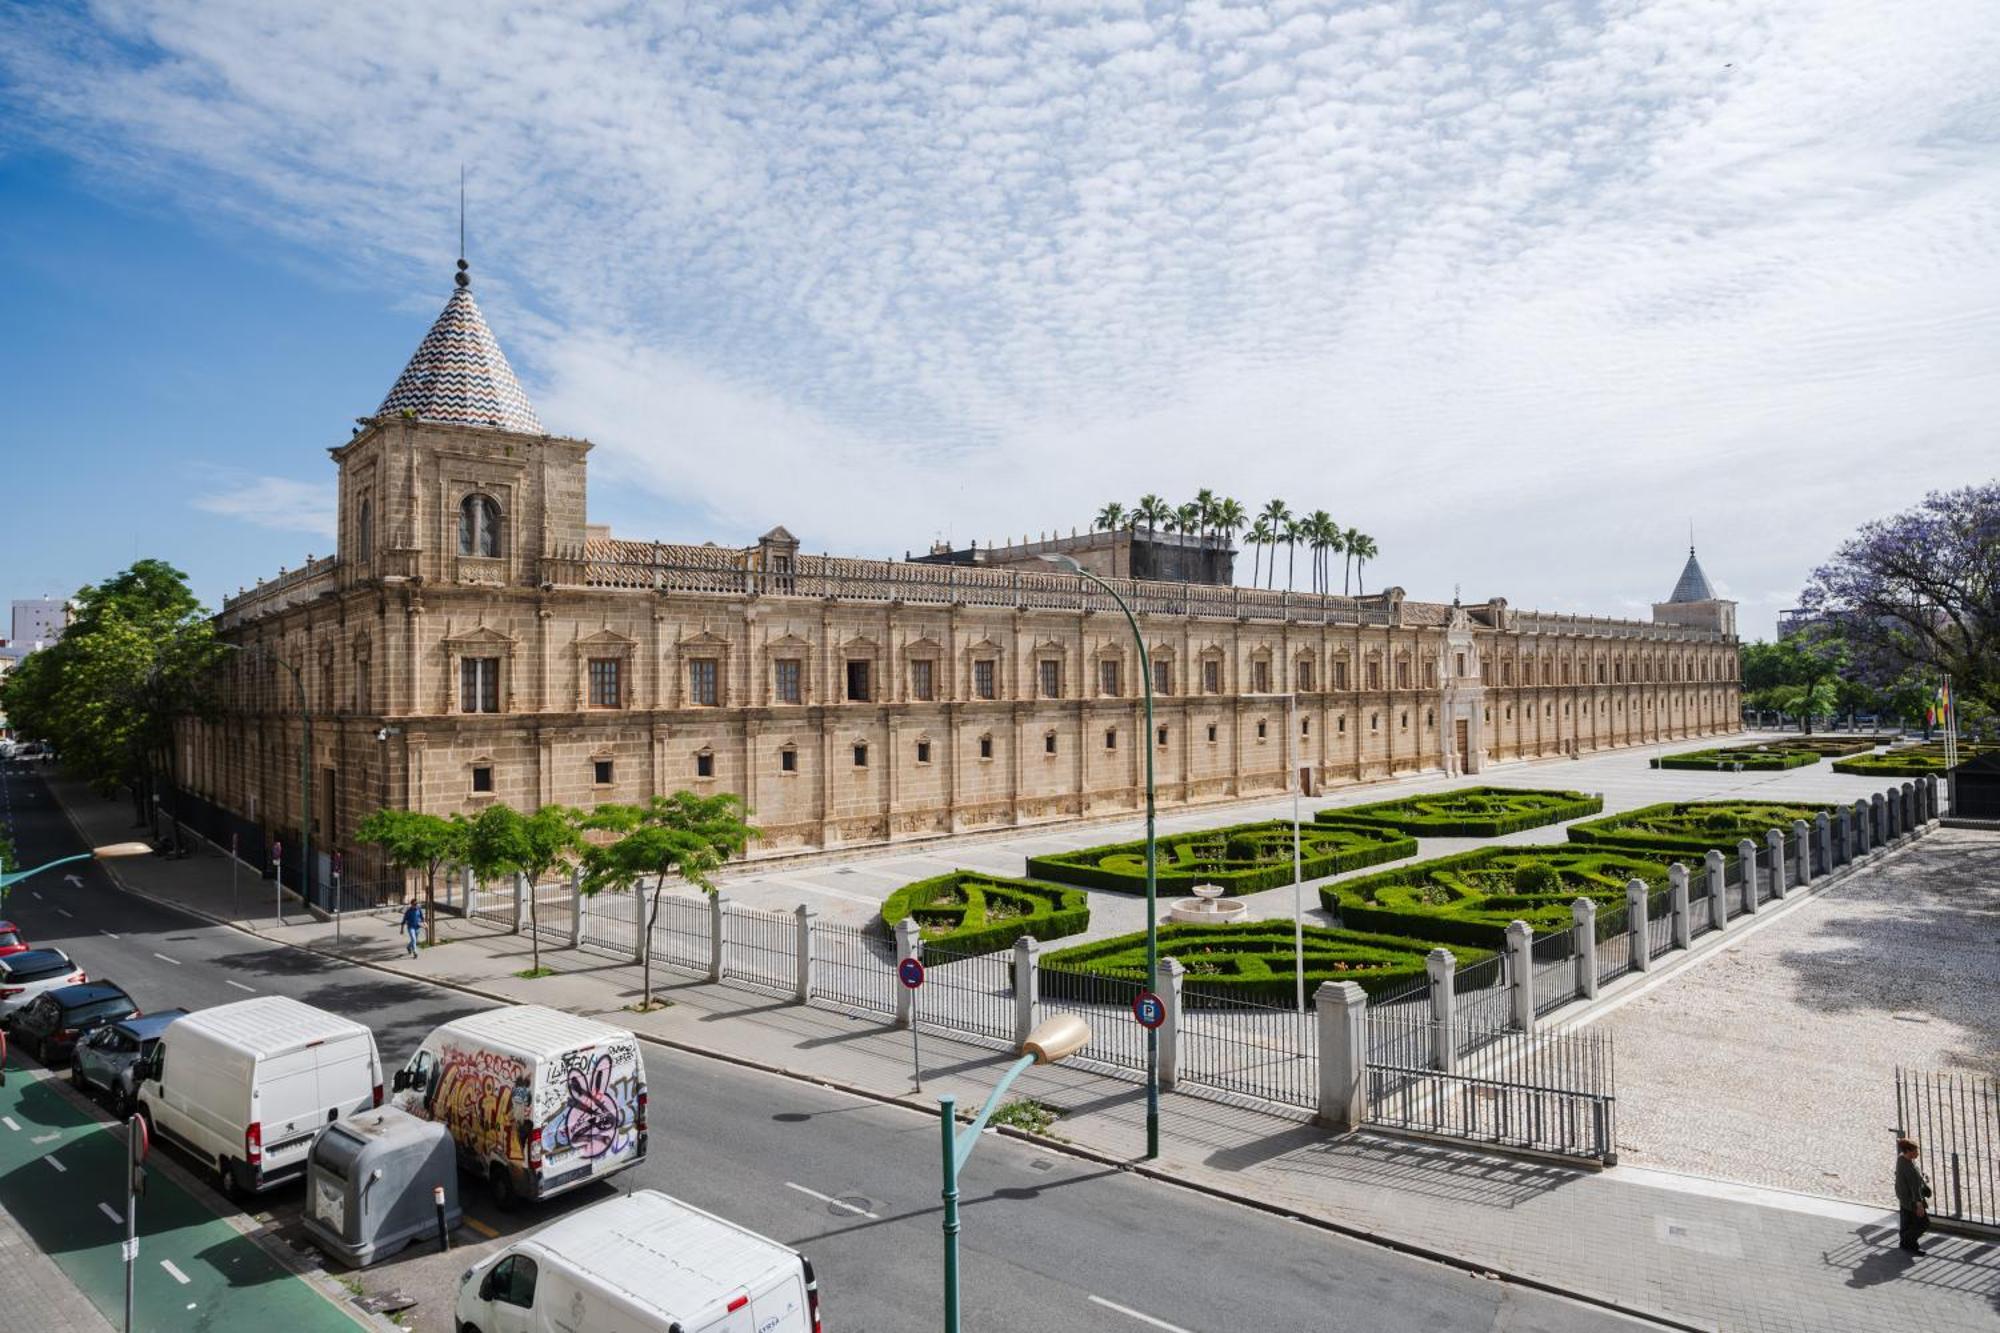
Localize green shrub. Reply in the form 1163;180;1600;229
1650;747;1820;771
1316;786;1603;837
1831;744;1994;776
1566;800;1836;854
1025;820;1415;896
1320;846;1679;947
1041;922;1491;1003
879;871;1088;953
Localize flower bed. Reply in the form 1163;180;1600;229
1040;922;1491;1002
1320;846;1680;947
1650;747;1821;771
879;871;1088;953
1316;785;1603;837
1565;799;1836;854
1025;820;1414;896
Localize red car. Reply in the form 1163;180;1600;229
0;923;28;957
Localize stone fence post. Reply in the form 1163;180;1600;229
794;905;815;1004
1670;863;1692;950
569;866;584;949
1507;920;1536;1033
1012;936;1040;1048
1736;838;1759;915
1425;948;1456;1073
1886;788;1903;841
1903;782;1919;834
1871;792;1888;847
1315;980;1369;1132
1766;828;1788;900
1708;850;1729;932
1926;774;1941;822
895;918;922;1029
710;893;731;982
1624;880;1649;975
1572;898;1599;998
1813;813;1832;878
1157;957;1184;1091
1793;820;1814;889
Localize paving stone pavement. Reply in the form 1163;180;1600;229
0;1199;114;1333
44;772;2000;1333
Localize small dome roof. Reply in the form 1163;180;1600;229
376;265;543;435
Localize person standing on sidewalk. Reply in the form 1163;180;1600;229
1895;1137;1931;1255
399;900;424;958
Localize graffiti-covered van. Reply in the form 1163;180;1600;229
390;1005;647;1208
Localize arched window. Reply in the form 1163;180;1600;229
459;494;502;557
356;498;372;562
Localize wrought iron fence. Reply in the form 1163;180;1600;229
1529;930;1575;1017
578;889;639;961
1896;1066;1999;1226
811;921;900;1017
1453;953;1511;1043
724;903;797;995
1037;963;1147;1073
1755;847;1778;903
1178;986;1317;1110
1596;903;1633;984
649;894;713;975
1645;887;1675;961
917;943;1017;1048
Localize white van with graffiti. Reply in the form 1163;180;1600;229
392;1005;647;1209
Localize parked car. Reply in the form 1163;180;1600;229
455;1189;821;1333
392;1005;648;1210
135;995;383;1199
11;982;139;1065
0;949;87;1022
72;1009;189;1112
0;921;30;957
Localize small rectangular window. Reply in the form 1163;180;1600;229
589;658;623;708
1338;715;1346;733
979;735;994;759
1202;660;1220;694
1367;662;1381;691
593;759;614;785
460;657;501;713
973;660;996;699
1252;661;1270;693
911;660;935;701
1298;661;1314;692
1153;660;1172;696
774;659;802;704
1456;652;1467;678
1302;717;1310;736
1206;723;1218;743
1104;729;1117;750
1424;661;1437;688
1256;719;1267;740
1397;662;1411;690
846;660;871;702
916;739;932;764
1335;661;1349;691
695;752;714;778
1039;659;1062;699
471;764;494;793
1099;660;1120;697
1044;732;1058;754
1156;725;1168;747
853;742;869;767
780;746;797;772
689;658;719;707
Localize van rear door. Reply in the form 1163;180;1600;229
257;1048;323;1168
748;1265;810;1333
313;1032;376;1118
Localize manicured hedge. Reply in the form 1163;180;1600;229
1316;786;1603;837
1832;744;1995;776
1565;800;1836;855
879;871;1088;954
1040;922;1492;1002
1026;820;1415;897
1650;747;1820;771
1758;736;1884;757
1319;846;1680;947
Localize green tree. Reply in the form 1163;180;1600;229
581;793;757;1010
1348;532;1379;594
1210;496;1247;569
1340;525;1363;595
1093;501;1126;532
1246;517;1273;589
1257;500;1291;588
355;809;467;947
465;803;585;975
1304;510;1337;594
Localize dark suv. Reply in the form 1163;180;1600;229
12;982;139;1065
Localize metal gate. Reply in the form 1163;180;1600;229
1896;1067;1999;1226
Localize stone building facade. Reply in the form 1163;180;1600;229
177;268;1742;891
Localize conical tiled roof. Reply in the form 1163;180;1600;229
376;263;543;434
1666;546;1716;603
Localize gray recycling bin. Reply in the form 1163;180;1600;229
300;1106;461;1268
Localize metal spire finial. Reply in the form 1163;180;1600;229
455;165;469;288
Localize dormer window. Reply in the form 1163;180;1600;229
459;494;502;557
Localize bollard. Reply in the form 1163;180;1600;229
433;1184;450;1252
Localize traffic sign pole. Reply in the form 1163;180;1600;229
125;1112;148;1333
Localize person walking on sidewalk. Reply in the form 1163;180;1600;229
1895;1136;1931;1255
399;900;424;958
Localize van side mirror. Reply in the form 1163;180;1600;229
478;1271;498;1302
391;1070;410;1093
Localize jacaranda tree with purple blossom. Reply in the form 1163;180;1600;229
1797;482;2000;715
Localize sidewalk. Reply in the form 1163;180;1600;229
60;779;2000;1333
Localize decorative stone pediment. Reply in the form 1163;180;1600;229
766;632;812;653
965;637;1002;657
904;635;943;656
840;634;882;653
442;624;517;651
575;627;637;650
1032;638;1066;657
678;629;731;651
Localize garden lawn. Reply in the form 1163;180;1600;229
1650;747;1820;771
1566;799;1837;855
1041;921;1491;1002
1831;744;1997;776
1026;819;1413;896
1321;845;1682;947
880;871;1087;952
1318;785;1602;837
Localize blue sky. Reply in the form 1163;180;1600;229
4;0;1999;638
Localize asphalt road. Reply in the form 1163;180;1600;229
0;761;1656;1332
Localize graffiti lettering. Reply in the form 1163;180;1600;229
430;1045;531;1163
544;1045;642;1160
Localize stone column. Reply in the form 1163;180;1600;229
1506;919;1536;1033
1012;936;1040;1048
1708;849;1729;932
1157;956;1184;1092
1314;980;1369;1132
1793;820;1813;889
1670;862;1692;950
569;865;584;949
1903;782;1919;835
1765;828;1787;900
1852;798;1871;854
1572;898;1599;998
1624;880;1650;974
709;892;730;983
1872;792;1888;846
794;905;815;1004
895;917;922;1029
1813;814;1831;879
1425;948;1456;1073
1926;774;1941;822
1736;838;1759;915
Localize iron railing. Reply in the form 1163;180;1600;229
1037;963;1147;1073
649;894;713;975
1595;904;1633;984
1179;986;1317;1110
1645;887;1676;961
1530;929;1575;1017
811;920;900;1017
917;942;1017;1049
724;903;797;996
1896;1067;1999;1226
1453;954;1511;1042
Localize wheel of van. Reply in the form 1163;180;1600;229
116;1085;137;1119
69;1062;85;1090
458;1322;484;1333
218;1156;246;1203
487;1164;516;1213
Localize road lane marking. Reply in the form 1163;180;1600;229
461;1215;499;1239
31;891;41;900
1087;1296;1193;1332
31;1132;59;1144
152;953;181;965
45;1155;65;1173
99;1202;122;1224
161;1259;190;1284
99;930;120;940
1;1116;18;1131
783;1181;881;1219
225;980;255;992
56;908;72;918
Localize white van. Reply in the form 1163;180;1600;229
456;1189;821;1333
392;1005;647;1209
135;995;383;1198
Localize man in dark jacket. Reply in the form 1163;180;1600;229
1895;1137;1931;1254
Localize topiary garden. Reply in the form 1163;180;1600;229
1565;800;1835;854
1319;846;1678;947
1317;786;1603;837
1040;922;1492;1002
878;871;1089;952
1025;819;1415;896
1831;743;1995;776
1650;746;1821;771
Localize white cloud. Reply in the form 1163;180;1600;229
5;0;2000;637
190;473;336;543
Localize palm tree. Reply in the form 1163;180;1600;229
1211;497;1246;581
1341;525;1364;595
1258;500;1290;588
1173;502;1203;579
1305;509;1336;593
1349;532;1379;594
1282;517;1303;591
1246;517;1273;588
1134;493;1172;540
1192;488;1219;544
1094;501;1127;532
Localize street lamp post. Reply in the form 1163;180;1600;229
940;1014;1092;1333
220;643;312;914
0;843;157;911
1037;555;1158;1160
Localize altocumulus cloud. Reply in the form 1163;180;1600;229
192;473;337;543
6;0;2000;634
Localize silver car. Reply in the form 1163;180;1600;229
71;1009;188;1114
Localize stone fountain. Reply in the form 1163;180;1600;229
1167;883;1248;924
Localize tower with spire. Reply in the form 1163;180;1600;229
1653;543;1736;637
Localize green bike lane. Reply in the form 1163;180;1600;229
0;1062;365;1333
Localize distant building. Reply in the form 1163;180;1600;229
10;597;70;652
910;528;1236;585
1653;547;1737;638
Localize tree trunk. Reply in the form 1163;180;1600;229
423;865;438;946
642;874;669;1010
528;872;541;972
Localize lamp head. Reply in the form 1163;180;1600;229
92;843;153;860
1021;1013;1091;1065
1037;553;1084;574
